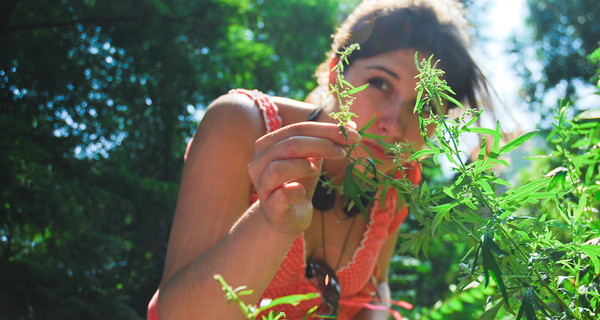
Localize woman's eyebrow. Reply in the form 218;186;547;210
365;65;400;80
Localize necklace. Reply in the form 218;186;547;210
333;204;353;224
320;209;357;271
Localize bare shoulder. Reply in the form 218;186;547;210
202;92;321;131
187;92;269;155
202;93;265;131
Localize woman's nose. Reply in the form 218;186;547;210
376;103;404;139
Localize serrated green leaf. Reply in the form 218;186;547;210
479;301;503;320
360;132;388;140
414;84;423;113
460;116;480;131
515;230;531;241
478;179;494;195
475;135;487;174
501;178;551;204
486;158;510;168
573;191;588;222
258;293;319;313
454;208;486;224
302;306;320;320
338;125;348;140
431;202;458;235
581;245;600;275
347;83;369;95
359;114;377;135
481;232;510;307
499;130;539;155
364;157;378;181
341;79;354;89
343;162;374;221
492;121;501;155
584;163;596;185
237;289;254;296
443;186;457;199
419;180;430;199
409;148;441;161
527;192;556;200
485;232;509;257
357;144;381;165
548;171;567;190
516;288;539;320
465;127;497;135
439;92;463;109
461;198;479;211
485;175;511;186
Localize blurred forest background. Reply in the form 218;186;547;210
0;0;598;319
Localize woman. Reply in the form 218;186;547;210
148;0;489;319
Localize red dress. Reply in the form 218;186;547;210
148;89;419;320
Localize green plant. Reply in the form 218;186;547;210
397;54;600;319
217;46;600;320
214;274;319;320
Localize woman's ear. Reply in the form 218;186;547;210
329;56;339;86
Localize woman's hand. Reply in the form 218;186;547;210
248;121;360;234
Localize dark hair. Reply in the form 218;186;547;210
310;0;490;109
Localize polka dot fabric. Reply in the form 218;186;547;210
258;175;415;320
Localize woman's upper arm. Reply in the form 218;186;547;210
160;93;265;286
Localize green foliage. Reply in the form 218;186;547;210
0;0;342;318
394;53;600;320
512;0;600;119
218;48;600;320
329;43;367;130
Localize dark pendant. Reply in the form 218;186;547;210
312;175;375;218
312;176;336;211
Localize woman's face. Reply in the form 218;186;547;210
340;49;445;172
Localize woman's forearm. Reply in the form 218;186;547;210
157;203;300;320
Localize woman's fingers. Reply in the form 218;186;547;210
250;135;345;180
260;158;322;233
255;158;319;200
254;121;360;154
261;183;314;233
248;121;359;233
249;122;360;181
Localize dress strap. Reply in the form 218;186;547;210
185;89;283;162
228;89;282;133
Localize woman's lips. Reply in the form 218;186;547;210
361;140;390;160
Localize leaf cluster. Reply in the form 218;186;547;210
398;53;600;320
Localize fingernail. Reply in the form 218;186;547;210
344;121;357;130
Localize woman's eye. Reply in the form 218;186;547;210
422;103;433;115
368;77;389;91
